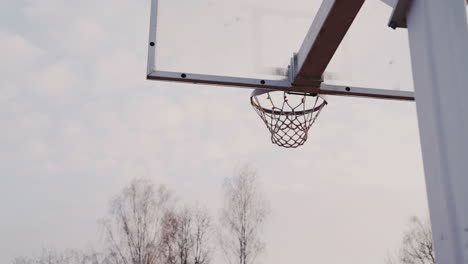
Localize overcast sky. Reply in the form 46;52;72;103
0;0;431;263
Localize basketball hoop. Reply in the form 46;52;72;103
250;89;327;148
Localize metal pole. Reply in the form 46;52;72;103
406;0;468;262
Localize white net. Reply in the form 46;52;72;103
250;89;327;148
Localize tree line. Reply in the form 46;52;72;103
12;166;269;264
12;165;434;264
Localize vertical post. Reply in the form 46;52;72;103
406;0;468;263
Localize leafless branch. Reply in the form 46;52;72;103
160;206;212;264
102;178;174;264
218;165;269;264
387;216;435;264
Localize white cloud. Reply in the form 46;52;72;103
29;61;79;95
0;31;44;65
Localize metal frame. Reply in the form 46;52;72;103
146;0;158;76
146;0;415;101
292;0;365;85
404;0;468;263
147;71;414;101
387;0;413;29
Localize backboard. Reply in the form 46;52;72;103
147;0;415;101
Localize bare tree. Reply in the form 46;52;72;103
80;249;113;264
192;207;211;264
160;207;212;264
160;210;179;264
218;165;269;264
12;256;33;264
11;248;70;264
103;178;174;264
12;177;214;264
13;178;211;264
387;216;435;264
12;248;111;264
174;209;192;264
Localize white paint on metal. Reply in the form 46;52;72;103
381;0;397;8
388;0;413;28
292;0;365;83
147;71;415;100
148;70;292;90
320;84;414;101
295;0;335;75
147;0;158;75
406;0;468;262
145;0;409;100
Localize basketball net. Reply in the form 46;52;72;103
250;89;327;148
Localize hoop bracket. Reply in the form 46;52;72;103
388;0;413;29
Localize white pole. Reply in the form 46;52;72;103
406;0;468;263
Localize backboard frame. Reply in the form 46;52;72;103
146;0;415;101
